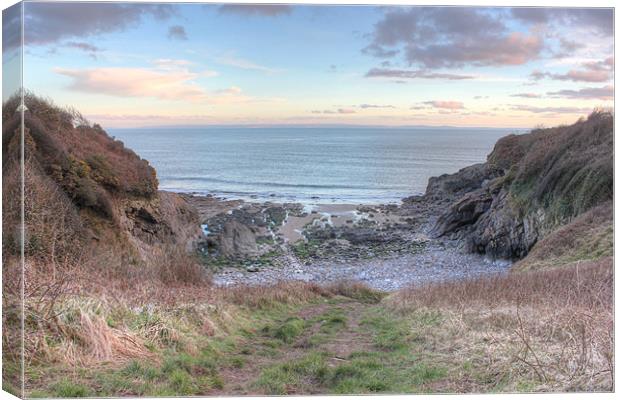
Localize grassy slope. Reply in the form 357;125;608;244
23;257;613;397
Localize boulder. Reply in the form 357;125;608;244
218;220;260;258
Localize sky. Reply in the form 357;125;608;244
2;2;615;128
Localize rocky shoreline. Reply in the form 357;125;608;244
180;112;612;291
183;188;513;289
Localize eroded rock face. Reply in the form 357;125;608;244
463;189;541;259
427;112;613;261
217;220;260;258
424;163;495;201
119;191;204;259
430;187;494;238
428;169;546;260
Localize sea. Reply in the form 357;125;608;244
109;126;518;205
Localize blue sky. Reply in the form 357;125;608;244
2;2;614;128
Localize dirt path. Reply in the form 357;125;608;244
212;299;374;395
208;296;449;396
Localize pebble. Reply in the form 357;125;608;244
213;242;512;291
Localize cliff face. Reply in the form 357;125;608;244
2;94;203;265
427;111;613;260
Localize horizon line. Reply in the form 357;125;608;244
105;122;532;131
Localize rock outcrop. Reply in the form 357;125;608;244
217;220;260;258
427;111;613;260
2;93;203;265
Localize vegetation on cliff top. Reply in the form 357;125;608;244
489;110;613;222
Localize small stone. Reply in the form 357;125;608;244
246;265;260;272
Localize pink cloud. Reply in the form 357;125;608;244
311;108;357;115
424;100;465;110
55;67;208;101
530;56;614;83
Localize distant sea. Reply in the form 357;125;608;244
110;126;518;204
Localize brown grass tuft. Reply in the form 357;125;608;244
153;244;211;286
225;281;331;309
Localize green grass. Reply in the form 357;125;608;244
256;352;330;394
361;313;412;351
254;305;448;395
291;239;321;260
51;379;90;398
26;295;459;397
265;317;306;344
315;308;347;334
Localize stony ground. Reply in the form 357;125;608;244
213;242;511;291
184;194;513;290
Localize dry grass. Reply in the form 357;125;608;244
225;281;331;309
499;110;612;221
514;202;613;271
388;258;613;391
153;244;211;286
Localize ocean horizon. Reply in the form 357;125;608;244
111;126;517;204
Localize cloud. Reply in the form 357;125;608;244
63;41;101;59
365;68;474;80
3;3;21;55
424;101;465;110
218;5;291;16
152;58;193;69
511;8;613;36
216;86;243;96
363;8;544;69
168;25;187;40
509;104;592;114
358;104;396;109
7;3;176;51
55;67;208;102
55;65;282;106
552;38;586;58
547;85;613;100
215;53;281;73
64;41;100;53
530;69;609;83
530;57;613;82
511;93;542;98
311;108;357;114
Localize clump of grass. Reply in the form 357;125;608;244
274;317;306;343
51;379;90;398
256;352;329;394
361;313;412;351
325;281;385;303
319;313;347;334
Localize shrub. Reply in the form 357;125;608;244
155;244;210;286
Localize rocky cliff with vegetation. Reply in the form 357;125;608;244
424;111;613;261
2;93;204;269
